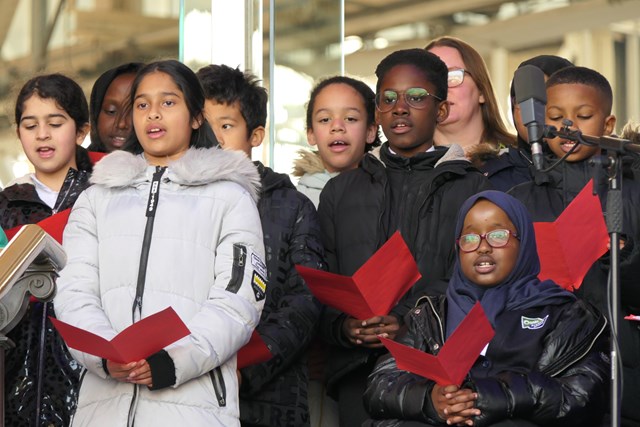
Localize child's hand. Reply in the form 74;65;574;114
107;359;153;387
431;384;480;425
342;315;400;348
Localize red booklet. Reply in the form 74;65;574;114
237;330;272;369
534;180;608;291
295;232;421;320
51;307;190;364
5;209;71;245
380;302;494;386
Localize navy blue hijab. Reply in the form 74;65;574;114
445;191;574;338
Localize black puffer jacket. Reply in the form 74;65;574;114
317;143;490;395
508;157;640;426
239;162;325;427
0;167;90;427
480;138;535;192
364;295;609;427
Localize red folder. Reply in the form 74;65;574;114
380;302;494;386
295;232;421;320
50;307;190;364
534;180;608;291
237;330;272;369
5;209;71;245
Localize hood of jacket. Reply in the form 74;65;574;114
367;142;469;169
90;147;261;203
292;149;325;177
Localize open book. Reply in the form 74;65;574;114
296;232;421;320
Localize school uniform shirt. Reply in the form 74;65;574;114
55;147;266;427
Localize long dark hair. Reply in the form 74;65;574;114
15;73;93;172
123;60;218;154
88;62;144;152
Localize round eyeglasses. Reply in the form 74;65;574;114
375;87;442;113
457;229;519;253
448;68;472;88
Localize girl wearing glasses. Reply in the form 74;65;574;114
363;190;608;427
426;37;515;168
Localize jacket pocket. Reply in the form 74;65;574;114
225;244;247;294
209;367;227;407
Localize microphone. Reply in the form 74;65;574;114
513;65;547;171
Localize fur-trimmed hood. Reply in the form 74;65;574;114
292;149;325;177
90;147;261;203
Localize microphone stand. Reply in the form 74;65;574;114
545;123;640;427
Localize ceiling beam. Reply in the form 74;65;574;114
451;0;640;51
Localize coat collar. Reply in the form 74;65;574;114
90;147;261;203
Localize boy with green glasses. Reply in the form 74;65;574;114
317;48;490;426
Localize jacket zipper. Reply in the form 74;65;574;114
225;244;247;293
209;367;227;407
127;166;166;426
545;315;608;377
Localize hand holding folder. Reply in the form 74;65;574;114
534;180;608;291
380;302;494;386
295;232;421;320
51;307;190;364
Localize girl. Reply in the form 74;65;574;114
425;37;515;167
293;75;381;207
364;191;609;427
87;62;144;153
0;73;92;427
54;60;266;426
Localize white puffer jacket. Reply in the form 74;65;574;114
55;147;266;427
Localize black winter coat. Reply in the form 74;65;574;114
364;295;609;427
0;167;90;427
239;162;325;427
508;157;640;426
480;139;535;192
317;144;491;395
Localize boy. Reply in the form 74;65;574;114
197;64;326;427
509;65;640;426
317;48;491;426
481;55;573;192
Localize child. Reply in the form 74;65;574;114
197;63;326;427
509;65;640;426
87;62;144;152
54;60;266;427
0;73;93;426
482;55;573;192
317;48;490;426
293;75;381;207
363;190;609;427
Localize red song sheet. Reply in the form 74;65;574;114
5;209;71;245
51;307;190;364
237;330;273;369
534;180;609;291
381;302;494;386
295;231;421;320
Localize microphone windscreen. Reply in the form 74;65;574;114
514;65;547;104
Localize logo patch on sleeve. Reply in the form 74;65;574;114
521;315;548;330
252;271;267;301
251;253;267;278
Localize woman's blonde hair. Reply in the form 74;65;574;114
425;36;515;153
